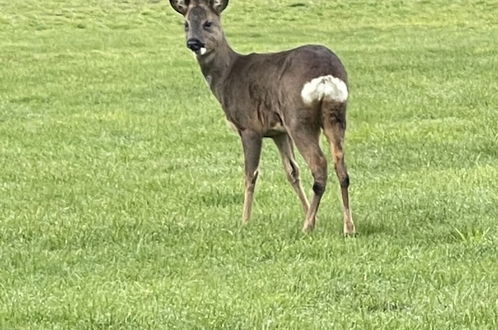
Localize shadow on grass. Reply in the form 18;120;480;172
356;219;388;237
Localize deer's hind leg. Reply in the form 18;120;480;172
272;134;309;215
322;102;356;235
286;119;328;232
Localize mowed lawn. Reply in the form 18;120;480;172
1;0;497;328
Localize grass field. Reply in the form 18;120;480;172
1;0;497;328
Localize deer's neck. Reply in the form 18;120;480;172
197;35;238;102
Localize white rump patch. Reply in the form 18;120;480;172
301;75;348;105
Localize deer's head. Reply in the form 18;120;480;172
169;0;229;57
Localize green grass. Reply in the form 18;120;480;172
1;0;497;328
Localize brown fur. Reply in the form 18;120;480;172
169;0;356;234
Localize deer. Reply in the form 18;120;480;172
169;0;356;235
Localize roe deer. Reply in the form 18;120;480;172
169;0;355;234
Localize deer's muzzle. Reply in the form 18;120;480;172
186;38;205;52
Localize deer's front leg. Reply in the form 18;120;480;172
240;130;262;224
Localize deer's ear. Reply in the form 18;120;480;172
169;0;190;16
210;0;229;14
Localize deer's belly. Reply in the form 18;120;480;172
224;108;287;137
264;122;287;137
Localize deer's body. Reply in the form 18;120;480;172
169;0;356;234
205;45;347;137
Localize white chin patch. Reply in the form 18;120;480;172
200;47;207;55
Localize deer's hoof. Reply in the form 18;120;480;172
302;223;315;233
343;223;356;237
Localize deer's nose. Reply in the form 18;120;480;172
187;38;204;52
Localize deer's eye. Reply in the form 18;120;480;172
184;22;189;30
203;21;213;29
